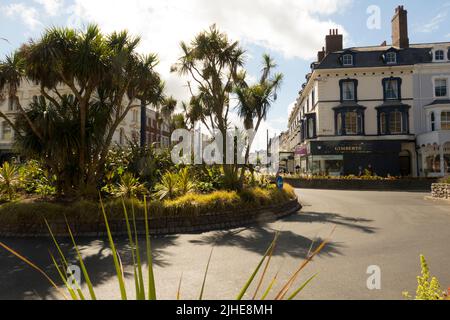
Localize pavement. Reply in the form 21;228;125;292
0;189;449;300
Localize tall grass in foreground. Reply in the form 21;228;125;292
0;197;332;300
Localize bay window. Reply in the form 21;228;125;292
442;111;450;130
377;106;410;135
334;106;365;136
389;111;403;134
304;114;316;139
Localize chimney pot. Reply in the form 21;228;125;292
325;29;343;55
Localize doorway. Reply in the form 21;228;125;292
399;150;411;177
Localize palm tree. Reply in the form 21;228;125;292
173;25;245;189
235;54;283;184
11;25;165;198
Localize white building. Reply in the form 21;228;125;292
0;80;141;160
288;6;450;178
414;48;450;177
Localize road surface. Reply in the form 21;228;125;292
1;189;449;300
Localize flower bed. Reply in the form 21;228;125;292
0;185;299;237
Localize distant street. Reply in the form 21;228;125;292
1;189;449;300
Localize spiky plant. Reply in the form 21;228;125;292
0;197;332;300
0;161;20;201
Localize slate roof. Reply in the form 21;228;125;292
314;44;450;70
425;99;450;106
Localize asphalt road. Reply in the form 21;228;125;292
1;189;449;300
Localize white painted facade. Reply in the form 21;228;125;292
0;80;140;156
414;47;450;177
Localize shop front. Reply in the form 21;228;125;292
302;140;413;177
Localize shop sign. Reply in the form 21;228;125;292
295;145;308;156
310;141;401;155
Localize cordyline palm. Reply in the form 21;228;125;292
161;96;177;120
173;25;245;189
234;54;283;184
15;95;82;196
11;25;164;198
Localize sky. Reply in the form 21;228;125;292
1;0;450;147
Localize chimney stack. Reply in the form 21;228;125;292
325;29;343;55
392;5;409;48
317;47;325;62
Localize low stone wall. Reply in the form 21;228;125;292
0;199;301;238
431;184;450;199
281;178;438;192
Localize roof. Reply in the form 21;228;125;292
315;43;450;70
425;99;450;107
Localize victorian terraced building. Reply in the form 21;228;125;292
288;6;450;178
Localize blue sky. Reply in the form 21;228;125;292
1;0;450;139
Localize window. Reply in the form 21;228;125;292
2;122;12;140
435;50;445;61
132;110;139;123
342;54;353;66
341;81;356;101
380;113;388;134
377;108;409;135
442;111;450;130
335;108;365;136
389;111;403;134
435;79;448;97
431;112;436;131
386;52;397;64
337;115;343;136
308;117;315;138
344;112;358;135
384;78;401;100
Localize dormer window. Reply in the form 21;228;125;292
386;52;397;64
342;54;353;66
435;50;445;61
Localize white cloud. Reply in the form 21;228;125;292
33;0;64;16
3;3;42;29
69;0;351;103
420;12;448;33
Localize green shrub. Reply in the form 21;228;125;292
109;173;148;198
155;171;180;200
438;176;450;184
0;162;20;201
0;184;297;224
